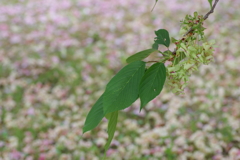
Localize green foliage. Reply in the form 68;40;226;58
165;147;177;160
12;86;24;103
154;29;170;47
104;111;118;154
83;1;218;155
103;61;145;114
167;12;215;94
173;52;186;65
105;112;112;120
152;42;159;50
33;67;64;84
83;59;167;155
139;63;166;110
126;49;157;63
83;94;105;133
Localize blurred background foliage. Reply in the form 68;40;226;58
0;0;239;160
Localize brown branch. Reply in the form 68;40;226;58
203;0;220;20
172;0;220;55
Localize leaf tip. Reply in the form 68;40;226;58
140;102;146;112
82;127;87;134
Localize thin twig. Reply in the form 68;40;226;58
146;61;159;63
203;0;220;20
151;1;158;12
172;0;220;55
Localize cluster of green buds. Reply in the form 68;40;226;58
165;12;216;94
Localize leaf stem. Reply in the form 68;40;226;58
151;0;158;12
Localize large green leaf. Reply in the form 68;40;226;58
104;111;118;155
126;49;157;63
152;42;158;50
155;29;170;47
139;62;166;110
82;94;104;133
103;61;146;114
105;112;111;120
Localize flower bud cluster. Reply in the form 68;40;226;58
166;12;216;94
179;12;205;38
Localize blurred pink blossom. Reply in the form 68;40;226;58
27;108;35;115
10;150;22;160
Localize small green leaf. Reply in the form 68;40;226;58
155;29;170;47
104;111;118;155
162;50;172;56
194;11;198;18
171;37;178;43
208;0;213;9
139;63;166;110
103;61;146;114
126;49;157;63
83;94;105;133
173;52;186;65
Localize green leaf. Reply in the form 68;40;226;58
173;52;186;65
152;42;158;50
194;11;198;18
139;63;166;110
105;112;111;120
104;111;118;155
162;50;172;56
155;29;170;47
82;94;104;133
126;49;157;63
208;0;213;9
171;37;178;43
103;61;146;114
